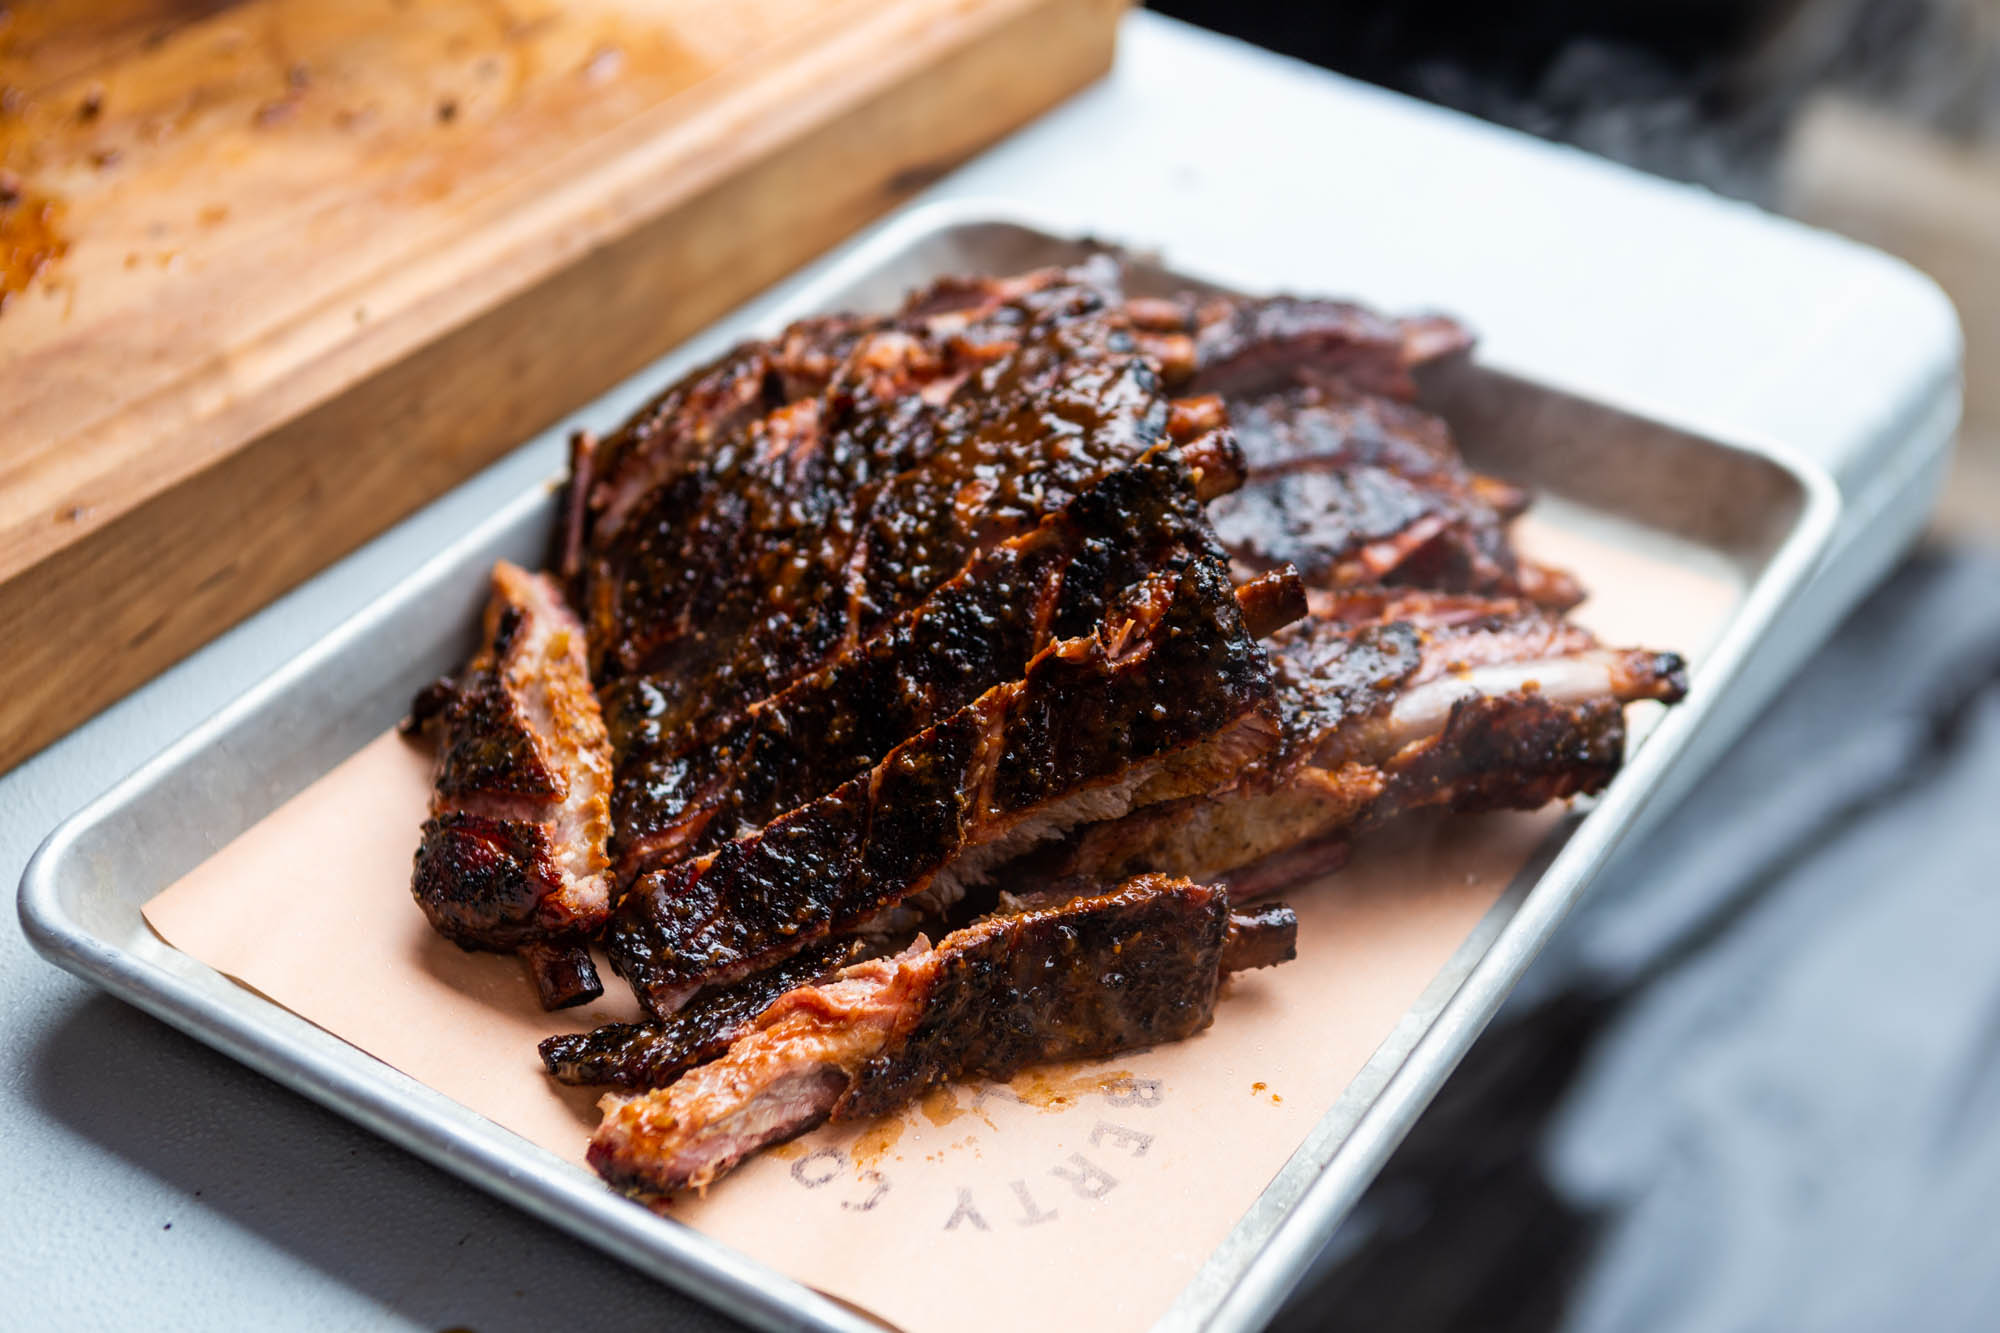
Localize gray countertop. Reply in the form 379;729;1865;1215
1;13;1960;1330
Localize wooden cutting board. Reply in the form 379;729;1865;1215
0;0;1126;770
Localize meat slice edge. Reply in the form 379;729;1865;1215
605;445;1235;884
588;875;1293;1195
1052;591;1688;891
539;938;871;1090
406;562;613;1009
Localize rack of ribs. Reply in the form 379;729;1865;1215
577;265;1241;886
603;555;1285;1019
410;263;1314;1012
1130;289;1578;609
1053;589;1688;897
404;562;614;1009
602;445;1256;884
396;259;1692;1184
587;875;1298;1195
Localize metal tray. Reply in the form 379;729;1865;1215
20;205;1839;1333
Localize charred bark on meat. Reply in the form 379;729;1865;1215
603;557;1280;1019
406;563;614;1009
588;876;1297;1194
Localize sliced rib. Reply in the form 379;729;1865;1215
587;875;1296;1193
1207;380;1578;607
580;263;1137;687
405;563;613;1009
563;312;876;573
1147;292;1578;609
539;938;871;1091
543;894;1293;1095
1189;295;1471;398
568;267;1078;572
604;447;1260;883
1055;590;1687;891
602;557;1280;1019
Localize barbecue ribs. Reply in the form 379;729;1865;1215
601;444;1242;885
1054;589;1688;896
603;555;1284;1019
588;875;1298;1194
539;937;872;1091
394;260;1692;1195
577;263;1245;895
405;562;614;1009
1206;365;1583;610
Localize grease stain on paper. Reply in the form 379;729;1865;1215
851;1115;905;1169
1008;1065;1132;1111
918;1085;963;1128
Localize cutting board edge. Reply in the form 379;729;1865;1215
0;0;1117;583
0;0;1128;772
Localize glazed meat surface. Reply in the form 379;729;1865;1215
579;264;1156;702
578;263;1261;896
391;263;1695;1172
1056;589;1688;895
560;312;878;579
1187;295;1473;400
1208;383;1544;600
587;876;1296;1193
604;445;1237;884
566;268;1075;577
405;562;614;1009
1145;289;1580;609
603;557;1283;1019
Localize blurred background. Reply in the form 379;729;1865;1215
1147;2;2000;1329
1155;0;2000;542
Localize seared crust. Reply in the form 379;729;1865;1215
836;876;1230;1119
432;671;564;802
575;312;882;558
603;558;1278;1018
539;938;870;1090
588;876;1257;1195
605;446;1236;883
1056;590;1688;890
409;563;613;1009
412;811;563;951
582;266;1145;697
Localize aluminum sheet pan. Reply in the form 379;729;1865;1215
20;204;1840;1333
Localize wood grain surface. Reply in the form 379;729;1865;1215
0;0;1126;768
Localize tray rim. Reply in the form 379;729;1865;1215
19;198;1843;1333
